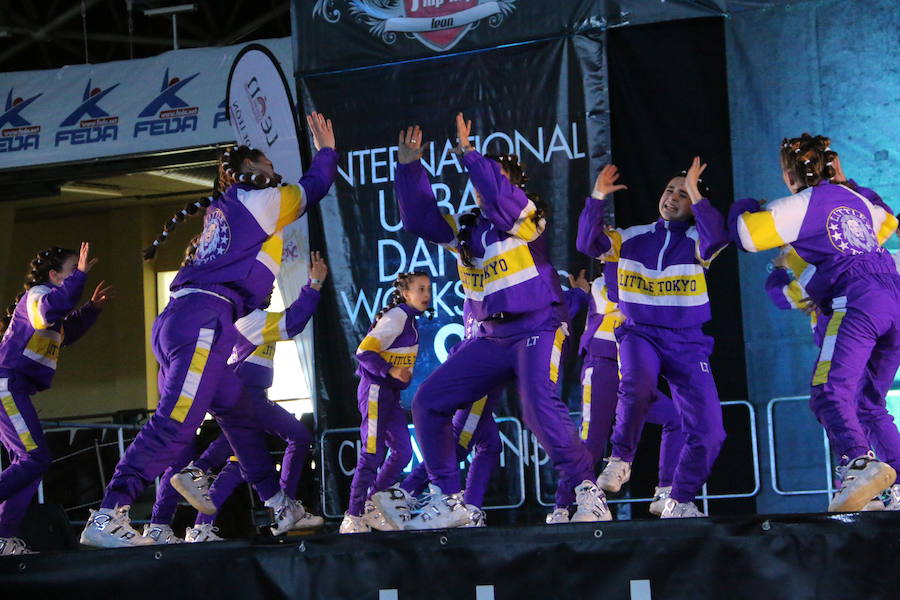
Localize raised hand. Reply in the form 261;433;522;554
389;366;413;383
90;280;115;309
455;112;473;153
567;269;590;293
306;112;335;151
398;125;429;165
308;251;328;289
77;242;98;273
593;164;628;198
685;156;708;204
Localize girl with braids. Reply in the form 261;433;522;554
0;243;111;554
81;113;338;548
144;251;329;544
578;160;729;519
340;272;432;534
730;133;900;512
394;114;609;530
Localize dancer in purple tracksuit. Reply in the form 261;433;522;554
0;244;110;555
736;136;900;512
143;253;328;544
339;272;432;534
394;116;609;530
383;285;590;529
578;160;729;519
548;261;688;523
81;114;338;548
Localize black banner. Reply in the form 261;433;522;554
7;513;900;599
300;33;610;429
297;0;601;74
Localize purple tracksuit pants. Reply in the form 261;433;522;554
0;377;51;537
401;388;502;508
413;326;593;507
611;321;725;504
151;385;312;524
101;293;278;510
578;354;686;487
347;375;413;516
809;274;900;471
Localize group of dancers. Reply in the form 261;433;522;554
0;110;898;555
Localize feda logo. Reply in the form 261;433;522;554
134;68;200;138
56;79;120;147
0;88;43;153
315;0;517;52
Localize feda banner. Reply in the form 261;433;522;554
227;44;316;412
0;38;291;169
300;33;611;434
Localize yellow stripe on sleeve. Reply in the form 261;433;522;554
275;185;304;231
877;212;898;245
260;311;288;344
600;229;623;261
738;211;786;252
357;335;382;353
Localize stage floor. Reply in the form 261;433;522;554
2;512;898;599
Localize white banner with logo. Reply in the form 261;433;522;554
0;37;291;169
227;44;316;416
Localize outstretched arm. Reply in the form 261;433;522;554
576;166;626;261
395;125;457;246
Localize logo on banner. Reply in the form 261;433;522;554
827;206;878;255
134;68;200;138
315;0;517;51
213;99;228;129
193;208;232;265
56;79;120;147
0;88;43;153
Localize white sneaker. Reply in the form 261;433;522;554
339;513;371;534
370;486;416;530
185;523;224;543
80;506;155;548
660;498;707;518
546;508;570;524
885;484;900;511
293;504;325;531
649;485;672;517
829;452;897;512
265;491;310;536
0;537;34;555
142;523;184;544
170;465;216;515
571;480;612;522
363;500;399;531
404;485;469;530
596;457;631;493
461;505;486;528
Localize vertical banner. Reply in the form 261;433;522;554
227;44;316;413
298;34;610;501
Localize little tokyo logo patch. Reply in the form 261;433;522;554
56;79;120;147
0;88;43;153
134;68;200;138
827;206;877;255
193;208;232;265
315;0;517;51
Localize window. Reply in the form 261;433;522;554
155;271;312;418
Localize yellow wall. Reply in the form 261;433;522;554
2;202;203;419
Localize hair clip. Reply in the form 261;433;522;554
826;161;833;166
160;231;169;238
806;172;814;177
152;240;161;247
803;159;811;165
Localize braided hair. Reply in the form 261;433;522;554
456;154;546;268
142;145;281;260
780;134;838;192
372;271;433;327
1;247;77;334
